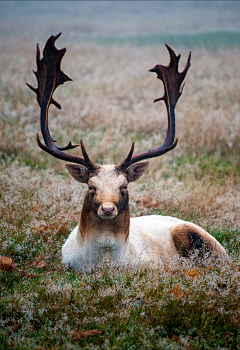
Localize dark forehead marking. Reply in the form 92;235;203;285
88;166;101;178
115;166;127;178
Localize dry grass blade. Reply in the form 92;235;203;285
69;329;104;340
27;260;48;268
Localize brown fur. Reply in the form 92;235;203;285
171;223;213;259
79;193;130;242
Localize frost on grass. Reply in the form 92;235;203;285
1;261;240;349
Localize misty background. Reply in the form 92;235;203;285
1;1;240;47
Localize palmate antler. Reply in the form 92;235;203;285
27;34;191;172
27;32;97;171
117;44;191;171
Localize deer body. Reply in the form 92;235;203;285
62;215;228;272
28;34;229;273
62;165;228;272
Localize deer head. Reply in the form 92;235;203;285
27;33;191;223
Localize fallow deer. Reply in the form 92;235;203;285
27;33;229;272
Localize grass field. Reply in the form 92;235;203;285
1;2;240;349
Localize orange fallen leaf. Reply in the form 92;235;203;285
185;268;201;279
172;334;180;343
0;256;17;271
171;284;184;299
31;223;58;234
152;201;161;208
136;197;153;208
30;223;57;242
69;329;104;340
43;235;52;243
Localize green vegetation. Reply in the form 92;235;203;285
163;153;240;182
95;31;240;49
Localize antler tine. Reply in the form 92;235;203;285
27;33;97;171
117;45;191;172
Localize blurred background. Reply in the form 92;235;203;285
1;1;240;45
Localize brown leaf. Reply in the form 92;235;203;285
136;197;153;208
43;235;52;243
152;201;161;208
12;323;21;332
172;335;180;343
31;223;58;234
30;223;56;242
185;268;201;279
69;329;104;340
171;284;184;299
0;256;17;271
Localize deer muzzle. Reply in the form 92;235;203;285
98;203;118;219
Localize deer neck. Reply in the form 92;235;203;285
78;193;130;265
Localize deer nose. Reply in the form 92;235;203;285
101;206;115;216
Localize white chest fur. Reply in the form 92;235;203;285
62;225;128;272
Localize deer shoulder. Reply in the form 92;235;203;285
27;34;229;272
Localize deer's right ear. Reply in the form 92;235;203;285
65;164;89;183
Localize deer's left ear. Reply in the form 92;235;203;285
126;161;150;182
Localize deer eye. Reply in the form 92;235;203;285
88;185;95;192
121;185;128;191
